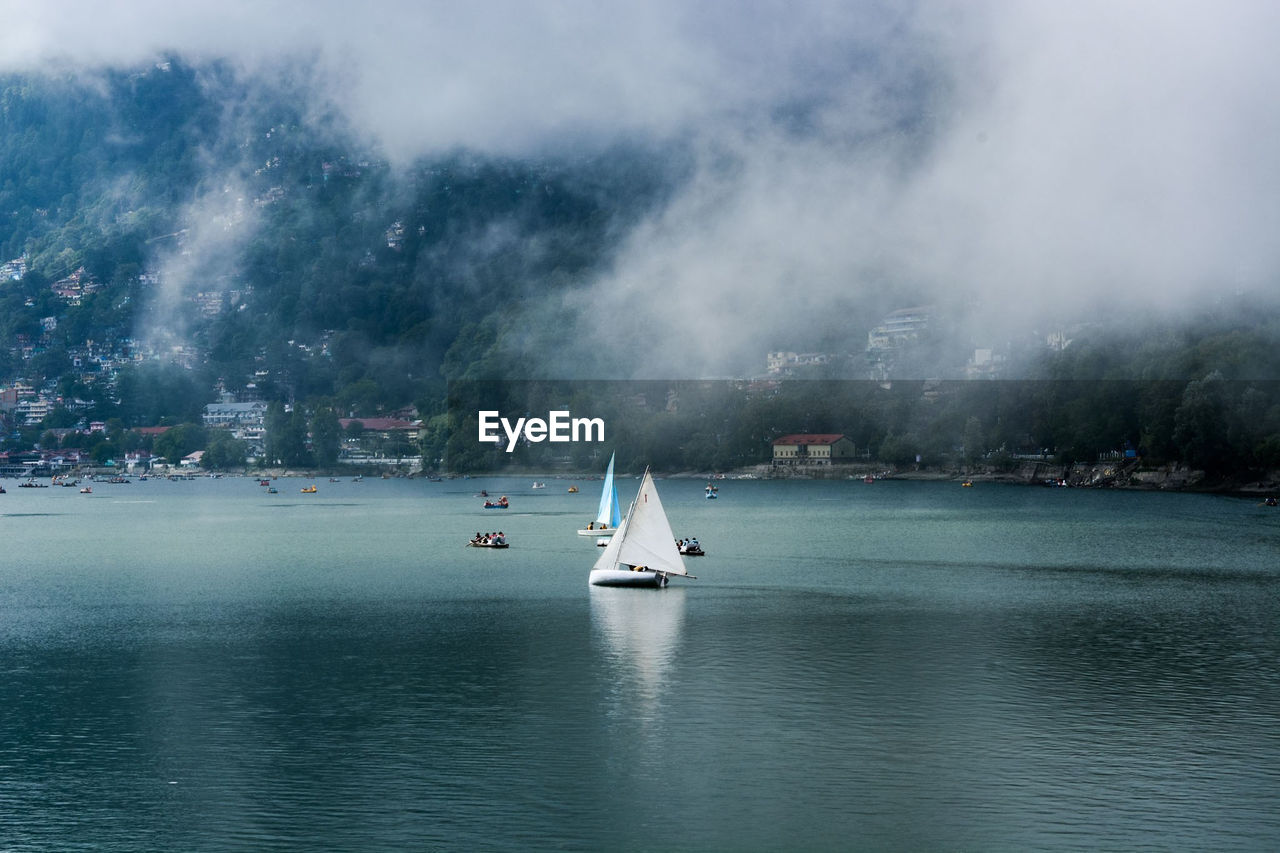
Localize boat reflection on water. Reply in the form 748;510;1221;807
590;585;687;725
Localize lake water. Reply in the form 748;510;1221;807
1;475;1278;850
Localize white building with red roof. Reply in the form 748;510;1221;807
771;434;856;465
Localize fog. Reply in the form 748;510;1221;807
5;0;1279;375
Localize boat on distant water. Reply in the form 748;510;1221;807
469;532;509;549
578;453;621;545
484;496;509;509
678;538;703;556
301;484;317;493
567;485;579;493
705;483;719;499
590;468;696;589
531;481;546;489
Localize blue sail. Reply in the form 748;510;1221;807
595;453;621;528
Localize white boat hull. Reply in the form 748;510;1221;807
577;528;616;537
589;568;669;588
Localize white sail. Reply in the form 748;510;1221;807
593;452;621;528
598;469;687;577
591;511;629;571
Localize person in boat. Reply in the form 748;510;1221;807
493;531;506;545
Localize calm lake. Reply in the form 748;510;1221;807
2;475;1278;850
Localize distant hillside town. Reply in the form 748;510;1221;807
762;304;1079;381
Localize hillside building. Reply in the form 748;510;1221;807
771;434;857;465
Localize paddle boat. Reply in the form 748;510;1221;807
469;532;509;548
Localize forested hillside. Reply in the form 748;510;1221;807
1;59;674;429
1;59;1278;480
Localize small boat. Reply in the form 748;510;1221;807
301;485;317;493
962;481;973;488
531;481;546;489
483;496;509;509
80;486;92;494
268;487;278;494
705;484;718;499
678;540;704;556
259;479;270;486
864;474;875;484
329;478;339;483
468;534;509;549
579;453;621;544
590;468;696;588
567;485;579;493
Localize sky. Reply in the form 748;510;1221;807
5;0;1280;374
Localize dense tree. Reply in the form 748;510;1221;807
203;431;247;470
309;405;341;468
153;422;207;464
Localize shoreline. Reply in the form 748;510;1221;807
740;460;1280;497
40;461;1279;498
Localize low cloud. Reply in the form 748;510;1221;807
139;182;256;356
568;2;1280;373
6;1;1279;376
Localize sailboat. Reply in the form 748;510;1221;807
589;468;696;588
578;452;621;545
